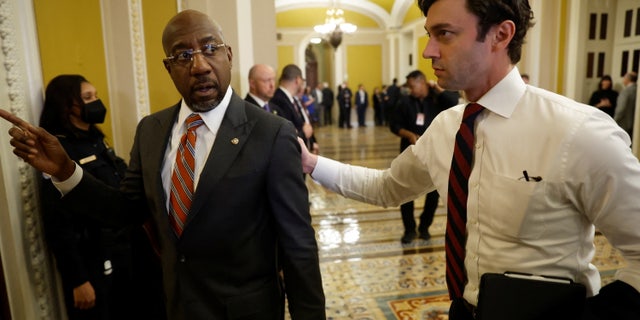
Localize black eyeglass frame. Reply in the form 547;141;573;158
163;43;227;66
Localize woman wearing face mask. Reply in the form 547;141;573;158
38;75;164;319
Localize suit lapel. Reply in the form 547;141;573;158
185;93;254;227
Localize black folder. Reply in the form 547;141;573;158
476;272;587;320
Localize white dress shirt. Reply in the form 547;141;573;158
248;92;268;109
160;86;231;212
311;67;640;305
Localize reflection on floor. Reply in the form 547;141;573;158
294;123;625;320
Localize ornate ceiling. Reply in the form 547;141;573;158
274;0;424;30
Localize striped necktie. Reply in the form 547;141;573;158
169;113;204;237
446;103;484;299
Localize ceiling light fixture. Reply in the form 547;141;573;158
313;4;357;50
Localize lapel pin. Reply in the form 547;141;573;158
231;138;239;145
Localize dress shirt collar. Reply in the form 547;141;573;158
248;93;267;107
279;86;296;103
475;66;526;119
176;85;232;134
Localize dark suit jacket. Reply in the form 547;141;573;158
270;88;316;148
244;94;284;118
61;93;325;320
337;87;352;109
355;90;368;109
321;88;334;108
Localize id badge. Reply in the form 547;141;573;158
416;113;425;126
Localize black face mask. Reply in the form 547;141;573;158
82;99;107;124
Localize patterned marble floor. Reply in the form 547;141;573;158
290;123;625;320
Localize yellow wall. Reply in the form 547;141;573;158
346;45;382;97
33;0;113;143
277;46;295;78
404;3;424;24
556;0;567;94
417;35;436;81
142;0;181;113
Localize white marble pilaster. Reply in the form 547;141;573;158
100;0;150;160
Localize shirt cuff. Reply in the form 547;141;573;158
311;156;341;188
51;162;83;196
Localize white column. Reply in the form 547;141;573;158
100;0;150;160
386;33;400;82
632;84;640;155
563;0;588;100
334;47;346;86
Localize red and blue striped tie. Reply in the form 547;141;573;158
169;113;204;237
446;103;484;299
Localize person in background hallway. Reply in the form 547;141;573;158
390;70;458;244
384;78;401;125
386;78;400;107
296;0;640;319
588;74;618;118
1;9;325;319
355;84;368;127
373;87;385;126
302;86;318;125
245;64;283;116
271;64;319;154
521;73;530;84
337;81;353;128
312;84;323;126
38;75;164;320
614;71;638;138
321;82;334;125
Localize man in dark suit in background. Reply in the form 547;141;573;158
384;78;401;125
355;84;369;127
0;9;325;320
271;64;318;153
337;81;353;128
245;63;283;116
321;82;334;125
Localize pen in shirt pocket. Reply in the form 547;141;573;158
522;170;542;182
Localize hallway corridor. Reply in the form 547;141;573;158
301;124;626;320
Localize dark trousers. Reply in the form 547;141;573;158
339;105;351;128
323;104;333;125
400;191;438;233
374;105;384;125
356;105;367;126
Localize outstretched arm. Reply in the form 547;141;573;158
0;109;75;180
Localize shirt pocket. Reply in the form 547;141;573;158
486;174;547;240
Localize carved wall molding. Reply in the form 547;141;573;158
129;0;151;120
0;0;58;318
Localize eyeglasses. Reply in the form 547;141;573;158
163;43;227;66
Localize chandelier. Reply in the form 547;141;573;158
313;6;357;50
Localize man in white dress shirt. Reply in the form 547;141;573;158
299;0;640;319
